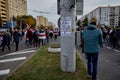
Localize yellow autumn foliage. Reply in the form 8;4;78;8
26;17;36;27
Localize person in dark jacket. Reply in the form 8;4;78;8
13;29;21;51
32;29;38;47
82;17;103;80
1;31;11;52
26;28;33;45
110;29;118;48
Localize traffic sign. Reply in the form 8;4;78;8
57;0;83;15
76;0;83;15
57;0;60;15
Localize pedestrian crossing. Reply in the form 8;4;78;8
0;48;36;77
0;57;26;63
103;45;120;53
0;69;10;76
0;50;36;58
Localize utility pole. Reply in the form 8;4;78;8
10;7;14;31
60;0;76;72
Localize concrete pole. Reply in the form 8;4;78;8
10;9;14;31
60;0;76;72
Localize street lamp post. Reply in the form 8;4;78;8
11;13;14;31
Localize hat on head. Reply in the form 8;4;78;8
90;16;96;23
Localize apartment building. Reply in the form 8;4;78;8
0;0;27;26
8;0;27;20
0;0;9;25
81;5;120;28
37;16;49;27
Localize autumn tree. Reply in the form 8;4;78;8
16;15;36;29
76;20;82;28
38;25;46;30
26;15;36;28
47;25;53;30
82;17;88;27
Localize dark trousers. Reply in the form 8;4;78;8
15;42;19;51
29;37;33;45
85;52;99;80
46;37;49;44
2;42;10;51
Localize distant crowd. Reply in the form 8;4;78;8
100;27;120;48
0;28;59;52
79;26;120;49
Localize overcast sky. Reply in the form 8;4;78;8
27;0;120;26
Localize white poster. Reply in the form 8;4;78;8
61;17;72;36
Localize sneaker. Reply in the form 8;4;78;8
86;75;92;80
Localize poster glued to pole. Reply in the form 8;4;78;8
60;17;72;36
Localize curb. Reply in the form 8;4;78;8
48;47;61;53
76;48;87;68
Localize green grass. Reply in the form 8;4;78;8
6;45;88;80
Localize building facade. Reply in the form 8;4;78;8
37;16;48;27
0;0;9;25
0;0;27;26
8;0;27;20
81;5;120;28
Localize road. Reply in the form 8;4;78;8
0;38;33;56
0;37;120;80
0;37;60;80
78;44;120;80
98;45;120;80
0;38;39;80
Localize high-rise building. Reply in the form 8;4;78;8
0;0;9;25
80;5;120;28
0;0;27;26
37;16;48;27
8;0;27;20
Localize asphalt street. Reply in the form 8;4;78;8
0;37;120;80
0;38;39;80
0;37;60;80
77;44;120;80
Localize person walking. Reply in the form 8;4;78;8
1;31;11;52
81;17;103;80
45;29;49;44
38;29;46;46
49;29;53;39
32;29;38;47
53;28;58;40
13;28;21;51
109;29;118;48
26;28;33;45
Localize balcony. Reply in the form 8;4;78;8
1;4;6;8
1;8;6;11
1;1;5;4
1;12;6;15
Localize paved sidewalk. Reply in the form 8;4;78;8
49;37;60;45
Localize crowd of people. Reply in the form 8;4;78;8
0;27;59;52
101;27;120;48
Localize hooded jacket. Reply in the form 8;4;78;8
82;24;103;53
